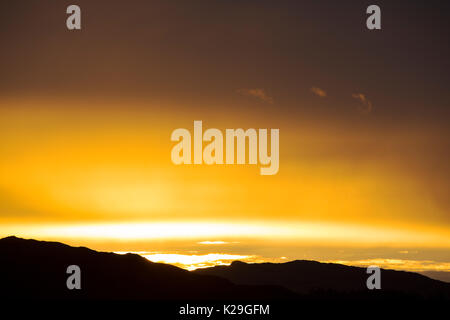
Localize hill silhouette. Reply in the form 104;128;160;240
1;236;449;300
0;236;292;300
194;260;450;299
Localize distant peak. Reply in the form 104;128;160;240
1;236;22;241
230;261;248;267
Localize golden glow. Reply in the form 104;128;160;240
1;99;449;278
112;251;450;273
198;241;237;245
1;220;449;247
1;99;448;228
141;253;254;271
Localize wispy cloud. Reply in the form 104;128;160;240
237;88;273;104
352;93;373;113
310;87;327;97
198;241;239;245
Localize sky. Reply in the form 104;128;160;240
0;1;449;278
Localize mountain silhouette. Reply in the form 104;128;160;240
1;236;449;300
194;260;450;299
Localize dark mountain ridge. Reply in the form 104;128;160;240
1;236;449;300
194;260;450;299
0;236;292;300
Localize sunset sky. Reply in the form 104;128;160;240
0;1;449;278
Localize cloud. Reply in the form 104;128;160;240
198;241;229;245
237;88;273;104
310;87;327;97
197;241;240;245
352;93;373;113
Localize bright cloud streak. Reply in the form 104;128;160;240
198;241;236;245
1;221;449;247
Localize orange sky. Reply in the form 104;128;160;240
0;98;448;250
